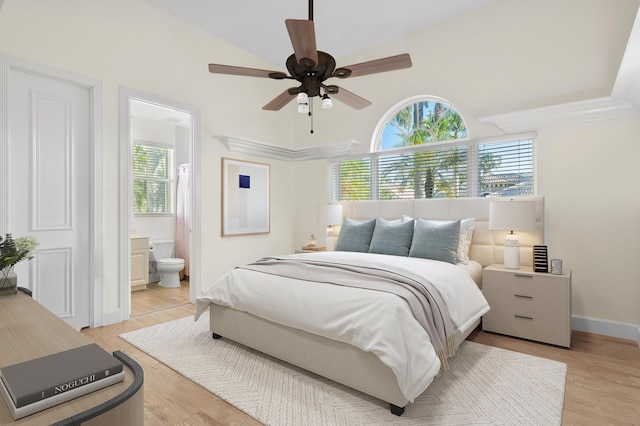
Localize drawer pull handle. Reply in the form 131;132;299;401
514;294;533;299
514;314;534;320
514;274;533;278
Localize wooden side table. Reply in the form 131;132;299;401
0;292;144;424
482;264;572;347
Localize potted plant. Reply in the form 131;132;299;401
0;233;39;295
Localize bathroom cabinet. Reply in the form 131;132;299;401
130;235;149;292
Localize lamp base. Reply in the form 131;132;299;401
503;234;520;269
325;226;336;251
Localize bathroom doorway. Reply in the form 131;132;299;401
120;88;200;320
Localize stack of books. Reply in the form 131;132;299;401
0;343;124;420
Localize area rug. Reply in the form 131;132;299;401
120;313;567;425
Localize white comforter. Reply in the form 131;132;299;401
195;251;489;402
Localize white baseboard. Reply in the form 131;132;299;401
572;315;640;347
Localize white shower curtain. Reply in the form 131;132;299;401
176;164;190;277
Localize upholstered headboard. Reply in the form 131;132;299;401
338;196;544;268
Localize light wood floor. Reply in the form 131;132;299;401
129;281;192;318
81;283;640;425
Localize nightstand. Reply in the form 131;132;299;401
482;264;572;347
295;247;326;254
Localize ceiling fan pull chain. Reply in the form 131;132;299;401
310;97;314;134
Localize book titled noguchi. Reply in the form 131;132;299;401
0;343;123;408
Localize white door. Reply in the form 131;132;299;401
6;66;91;329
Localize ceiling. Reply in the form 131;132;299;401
136;0;640;130
142;0;497;66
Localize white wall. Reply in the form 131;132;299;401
536;119;640;327
0;0;296;321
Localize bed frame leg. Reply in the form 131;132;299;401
390;403;405;416
212;333;223;339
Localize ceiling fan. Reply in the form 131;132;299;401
208;0;412;115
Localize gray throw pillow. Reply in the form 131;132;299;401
409;219;461;264
334;218;376;252
368;218;414;256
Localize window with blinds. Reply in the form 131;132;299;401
331;136;535;201
476;139;534;197
133;142;175;214
331;138;534;200
331;158;371;201
330;96;535;201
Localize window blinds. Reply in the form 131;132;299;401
133;143;175;214
330;138;534;201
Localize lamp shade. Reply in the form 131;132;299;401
318;204;343;226
489;200;536;231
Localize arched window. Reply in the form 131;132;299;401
330;96;535;200
373;96;468;151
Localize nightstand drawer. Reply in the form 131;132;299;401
483;269;570;301
483;291;570;324
482;264;572;347
482;311;571;347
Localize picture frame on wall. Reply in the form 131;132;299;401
221;158;270;236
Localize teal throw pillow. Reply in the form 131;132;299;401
368;218;414;256
334;218;376;252
409;219;461;264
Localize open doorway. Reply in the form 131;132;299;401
119;88;200;320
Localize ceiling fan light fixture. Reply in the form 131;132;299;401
298;102;309;114
296;92;309;103
321;94;333;109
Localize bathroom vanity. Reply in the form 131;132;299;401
130;235;149;292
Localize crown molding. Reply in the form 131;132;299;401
479;7;640;133
220;135;360;161
612;6;640;110
478;97;640;133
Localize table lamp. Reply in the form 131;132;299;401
489;199;536;269
318;204;343;251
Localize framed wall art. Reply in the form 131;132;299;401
221;158;270;236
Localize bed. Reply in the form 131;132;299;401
195;196;544;416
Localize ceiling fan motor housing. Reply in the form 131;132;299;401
286;52;336;98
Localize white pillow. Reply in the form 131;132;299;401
459;225;475;264
403;215;475;264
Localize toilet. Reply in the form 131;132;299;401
149;239;184;288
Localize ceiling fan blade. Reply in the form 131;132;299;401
336;53;412;78
208;64;286;79
262;89;297;111
285;19;318;67
331;87;372;110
